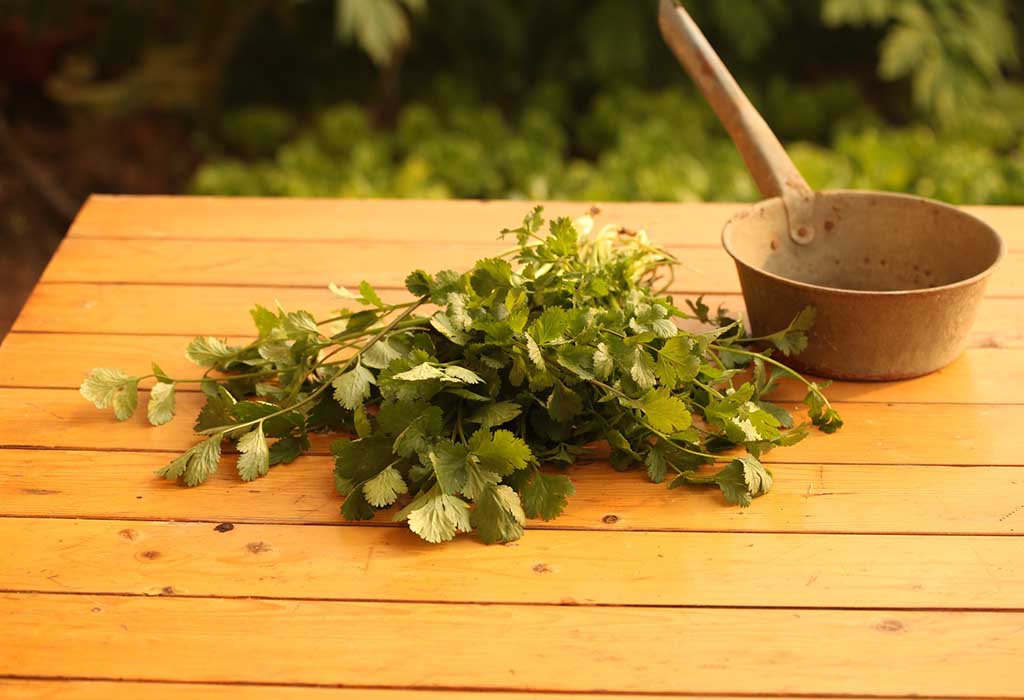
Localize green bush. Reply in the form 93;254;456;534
194;81;1024;204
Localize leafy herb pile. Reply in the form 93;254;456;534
81;208;841;544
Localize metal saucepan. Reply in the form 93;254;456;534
658;0;1005;380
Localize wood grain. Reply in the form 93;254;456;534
2;332;1021;405
3;592;1023;696
0;679;772;700
2;450;1022;535
14;283;1024;351
5;517;1023;609
67;195;1024;251
37;238;1024;296
0;388;1015;465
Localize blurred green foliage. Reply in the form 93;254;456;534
4;0;1023;203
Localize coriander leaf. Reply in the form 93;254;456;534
194;387;236;433
461;459;501;499
363;466;408;507
236;425;270;481
629;348;658;390
805;383;844;433
404;485;472;543
442;365;483;384
80;368;138;419
361;336;407;370
404;270;433;296
429;440;470;495
547;381;583;423
465;401;522;431
525;334;545;367
766;307;816;356
146;381;176;426
250;304;279;337
430;312;469;345
529;307;569;344
341;487;376;521
592;342;614;379
359;280;384;308
157;436;222;487
644;446;668;483
640;388;692;433
655;336;700;386
471;484;526;544
353;405;373;438
469;429;533;475
269;435;308;465
520;471;575;520
674;456;773;506
151;362;172;384
332;361;375;410
392;362;447;381
185;336;239;368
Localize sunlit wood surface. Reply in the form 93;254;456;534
1;196;1022;699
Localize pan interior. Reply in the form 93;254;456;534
722;191;1004;292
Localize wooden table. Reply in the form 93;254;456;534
1;196;1023;700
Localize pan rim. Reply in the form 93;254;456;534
720;189;1007;297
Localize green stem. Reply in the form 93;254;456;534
709;344;834;410
198;296;429;437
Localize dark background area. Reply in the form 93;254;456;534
1;0;1022;336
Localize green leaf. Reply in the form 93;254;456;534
429;440;470;495
629;348;657;390
465;401;522;431
469;429;533;475
405;270;433;296
547;381;582;423
363;466;408;507
471;484;526;544
640;388;691;433
353;405;373;438
520;471;575;520
392;362;482;385
332;361;376;409
655;336;701;386
236;425;270;481
80;368;137;419
359;280;384;307
250;304;280;337
341;487;377;521
194;388;236;433
185;337;239;368
157;436;222;487
404;485;471;543
592;342;614;379
269;435;308;465
146;382;176;426
674;456;773;507
529;307;569;344
151;362;172;384
765;307;816;356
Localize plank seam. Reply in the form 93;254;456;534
1;443;1021;467
0;513;1020;537
0;675;1012;699
4;587;1024;615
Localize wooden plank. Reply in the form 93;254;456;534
37;238;1024;297
2;332;1021;405
2;450;1022;535
13;283;1024;349
5;517;1023;609
3;592;1023;696
67;195;1024;252
68;195;741;246
0;388;1016;466
0;679;740;700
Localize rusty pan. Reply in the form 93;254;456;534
658;0;1005;380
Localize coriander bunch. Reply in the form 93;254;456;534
82;207;841;544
